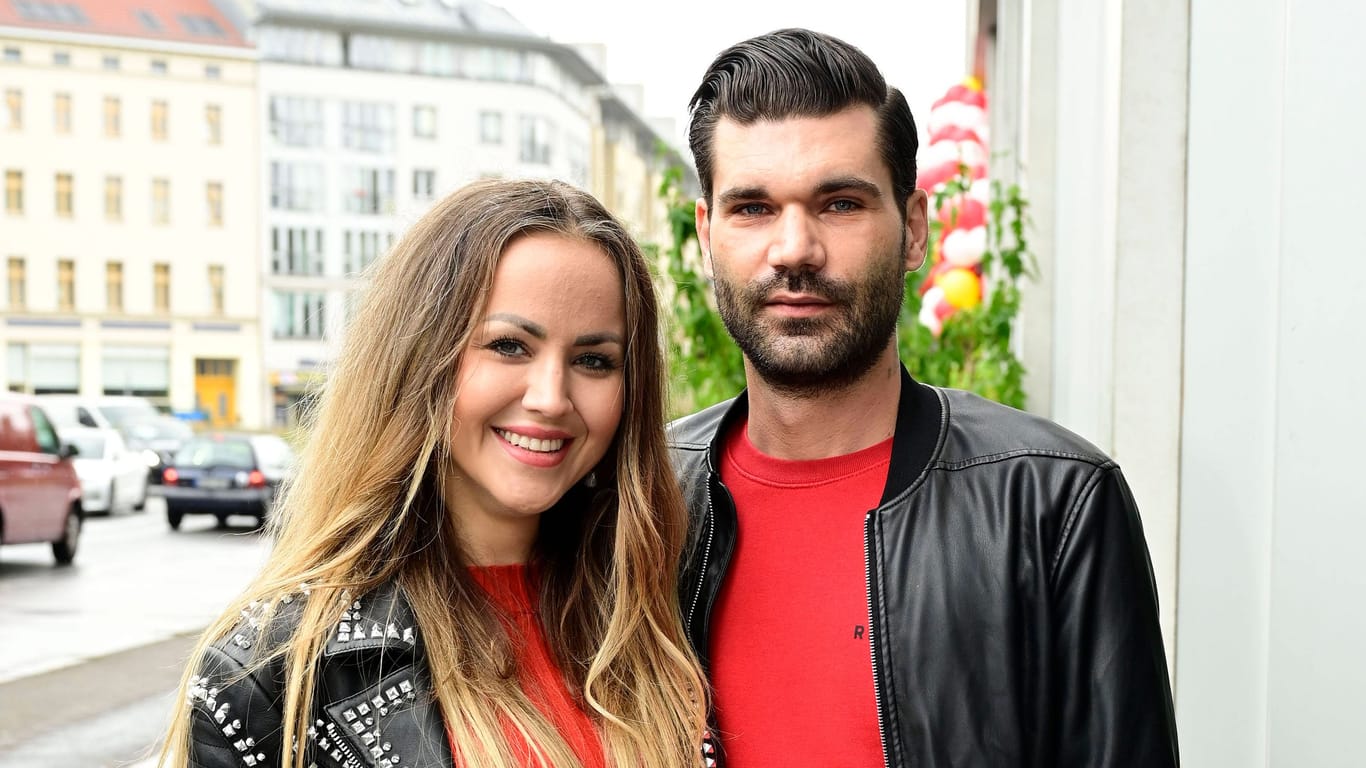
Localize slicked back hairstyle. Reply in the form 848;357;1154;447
687;27;920;214
159;178;707;768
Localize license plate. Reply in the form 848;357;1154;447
198;477;230;490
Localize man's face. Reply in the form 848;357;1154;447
695;106;929;396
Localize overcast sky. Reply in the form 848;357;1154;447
490;0;971;151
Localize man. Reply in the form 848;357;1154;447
669;28;1179;767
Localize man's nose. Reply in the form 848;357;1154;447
767;206;826;273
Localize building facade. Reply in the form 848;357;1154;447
0;0;261;429
253;0;685;426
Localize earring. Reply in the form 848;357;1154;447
583;471;598;489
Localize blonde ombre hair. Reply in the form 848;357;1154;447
159;179;707;768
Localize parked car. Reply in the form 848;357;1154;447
61;426;149;515
122;415;195;486
37;394;162;437
0;394;83;564
159;432;295;529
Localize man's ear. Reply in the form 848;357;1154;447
695;197;715;279
904;188;930;272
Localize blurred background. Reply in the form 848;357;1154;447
1;0;1363;766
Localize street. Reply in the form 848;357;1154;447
0;498;272;767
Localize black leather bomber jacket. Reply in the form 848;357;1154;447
185;582;454;768
668;368;1180;768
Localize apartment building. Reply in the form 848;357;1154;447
0;0;261;428
254;0;685;426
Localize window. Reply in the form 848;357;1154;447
136;9;163;31
5;89;20;130
343;230;391;274
412;169;436;201
7;342;80;394
153;263;170;312
15;1;87;24
205;63;221;79
7;257;25;309
2;47;19;63
151;100;168;140
52;50;70;66
518;115;554;164
152;178;169;224
179;14;225;37
271;227;325;275
101;54;119;70
4;170;21;214
343;167;395;215
413;104;436;138
56;259;74;311
103;96;120;137
205;104;221;144
273;290;327;339
479;111;502;144
269;96;323;147
150;59;168;75
206;182;222;226
270;162;324;212
102;346;168;399
54;173;73;217
53;92;71;133
208;265;224;315
341;101;395;153
106;261;123;312
104;175;122;220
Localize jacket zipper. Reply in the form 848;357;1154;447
686;486;716;638
865;510;890;766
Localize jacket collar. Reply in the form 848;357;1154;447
703;365;944;506
322;580;421;658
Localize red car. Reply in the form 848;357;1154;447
0;393;83;564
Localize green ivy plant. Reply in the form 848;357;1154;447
653;162;1034;418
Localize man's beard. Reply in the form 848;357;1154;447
713;236;906;398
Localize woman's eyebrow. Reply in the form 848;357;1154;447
575;332;624;347
486;313;544;339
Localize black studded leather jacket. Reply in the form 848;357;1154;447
185;582;449;768
669;367;1180;768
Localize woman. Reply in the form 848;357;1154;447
159;179;707;768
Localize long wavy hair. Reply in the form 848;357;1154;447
159;178;707;768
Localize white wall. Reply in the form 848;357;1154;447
1178;0;1366;764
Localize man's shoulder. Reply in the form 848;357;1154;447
935;387;1113;469
666;396;738;452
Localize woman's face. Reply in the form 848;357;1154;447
446;232;627;564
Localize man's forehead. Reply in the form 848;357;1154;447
709;109;891;197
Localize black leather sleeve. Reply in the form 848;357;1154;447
185;644;288;768
1049;465;1180;767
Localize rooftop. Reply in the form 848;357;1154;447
0;0;248;48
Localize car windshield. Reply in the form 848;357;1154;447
174;439;254;469
126;417;193;442
67;432;107;459
40;402;82;429
102;404;161;430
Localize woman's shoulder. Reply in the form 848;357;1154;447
203;579;422;671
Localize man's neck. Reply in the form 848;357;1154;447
743;347;902;461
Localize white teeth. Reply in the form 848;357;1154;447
496;429;564;453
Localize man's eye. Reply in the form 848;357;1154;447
830;199;860;212
737;203;767;216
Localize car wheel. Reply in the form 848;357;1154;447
133;482;147;511
107;480;118;514
167;506;184;531
52;504;81;565
214;513;230;528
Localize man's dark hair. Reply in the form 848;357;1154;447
687;28;920;211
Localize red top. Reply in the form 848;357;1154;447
448;564;607;768
709;419;891;766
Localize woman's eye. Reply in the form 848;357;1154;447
575;353;618;372
485;338;527;357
